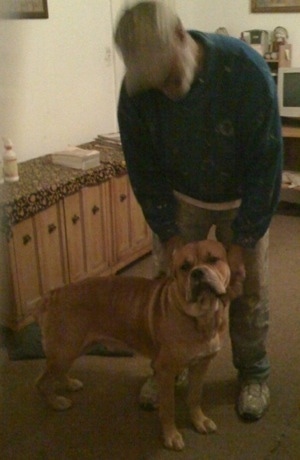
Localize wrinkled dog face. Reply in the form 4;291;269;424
172;240;231;316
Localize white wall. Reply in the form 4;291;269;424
1;0;299;163
175;0;300;65
0;0;117;162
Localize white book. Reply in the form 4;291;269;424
51;146;100;170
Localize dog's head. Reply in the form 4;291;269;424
171;240;233;319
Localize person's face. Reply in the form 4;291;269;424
156;42;197;101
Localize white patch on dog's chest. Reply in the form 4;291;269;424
189;335;221;366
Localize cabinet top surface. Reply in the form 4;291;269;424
0;136;126;235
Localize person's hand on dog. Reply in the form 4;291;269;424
227;244;246;298
163;235;184;267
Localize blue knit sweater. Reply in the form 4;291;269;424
117;31;283;248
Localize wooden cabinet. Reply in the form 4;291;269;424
62;182;113;283
62;177;151;282
0;174;152;329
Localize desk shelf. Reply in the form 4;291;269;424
281;122;300;203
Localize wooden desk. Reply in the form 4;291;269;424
282;124;300;139
281;122;300;203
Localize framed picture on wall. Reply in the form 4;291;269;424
251;0;300;12
6;0;49;19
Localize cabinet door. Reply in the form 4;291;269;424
129;185;152;249
0;226;16;328
34;202;68;292
8;218;42;323
81;182;112;276
110;175;131;261
110;175;152;270
63;193;86;282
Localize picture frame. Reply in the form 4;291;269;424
251;0;300;12
6;0;49;19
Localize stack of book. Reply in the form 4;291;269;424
51;146;100;170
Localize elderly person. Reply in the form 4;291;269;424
114;1;282;421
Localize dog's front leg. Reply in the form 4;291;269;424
187;356;217;434
154;363;185;451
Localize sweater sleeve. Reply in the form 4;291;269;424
117;83;179;242
232;66;283;248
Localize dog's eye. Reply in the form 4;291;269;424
180;261;192;272
206;255;220;264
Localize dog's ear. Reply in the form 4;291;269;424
169;236;183;277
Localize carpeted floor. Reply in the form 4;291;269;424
1;212;300;460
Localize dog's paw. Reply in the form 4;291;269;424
65;378;83;392
50;395;73;411
190;407;217;434
163;429;185;451
193;416;217;434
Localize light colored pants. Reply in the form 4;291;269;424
153;198;270;382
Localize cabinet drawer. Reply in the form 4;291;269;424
129;186;151;248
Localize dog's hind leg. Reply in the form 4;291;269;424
187;356;217;434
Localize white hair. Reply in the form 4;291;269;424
114;1;180;64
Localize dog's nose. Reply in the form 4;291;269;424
190;268;204;280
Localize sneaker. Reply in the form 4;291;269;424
138;370;189;410
237;382;270;421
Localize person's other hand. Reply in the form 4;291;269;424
163;235;184;268
227;244;246;298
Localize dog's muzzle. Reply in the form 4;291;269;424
188;266;226;303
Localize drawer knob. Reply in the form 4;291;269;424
120;193;127;202
72;214;80;225
23;234;32;245
48;223;57;234
92;205;100;215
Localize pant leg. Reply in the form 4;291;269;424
215;213;270;382
229;233;270;382
176;199;214;243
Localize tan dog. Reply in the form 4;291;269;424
35;240;239;451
